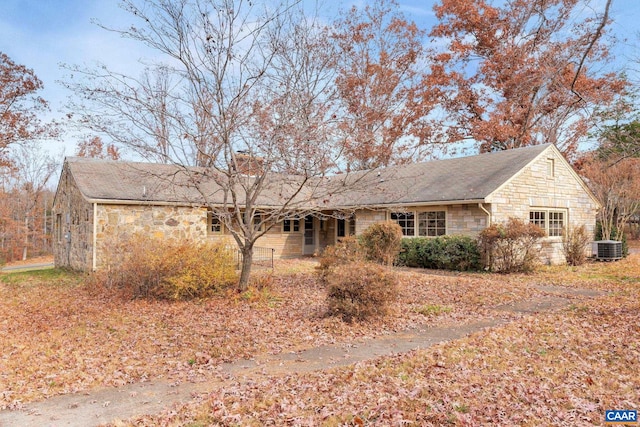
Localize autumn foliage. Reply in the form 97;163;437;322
0;52;54;165
428;0;626;156
95;234;237;299
330;0;440;169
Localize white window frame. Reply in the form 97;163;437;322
529;209;566;237
207;211;224;235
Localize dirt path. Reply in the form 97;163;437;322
0;285;605;427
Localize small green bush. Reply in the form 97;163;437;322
478;218;545;273
397;235;481;271
326;261;397;322
562;225;592;266
358;222;403;266
96;234;237;299
317;236;363;282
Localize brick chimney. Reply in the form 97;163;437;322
233;152;265;175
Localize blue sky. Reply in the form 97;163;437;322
1;0;638;157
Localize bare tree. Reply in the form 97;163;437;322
2;143;58;260
62;0;383;289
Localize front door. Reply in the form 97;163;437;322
303;215;315;255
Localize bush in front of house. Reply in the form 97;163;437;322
325;261;397;322
562;225;592;266
398;235;482;271
478;218;545;273
358;222;403;266
96;234;237;299
317;236;363;282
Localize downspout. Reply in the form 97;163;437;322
92;202;97;271
478;203;491;226
478;202;492;269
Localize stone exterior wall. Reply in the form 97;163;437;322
445;204;488;236
487;148;599;264
354;205;487;238
94;204;210;269
354;209;388;235
52;165;94;270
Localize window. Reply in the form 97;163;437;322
529;209;564;237
547;158;555;177
208;212;223;234
418;211;446;236
55;214;62;241
253;214;264;231
529;211;545;229
391;212;415;236
548;211;564;237
336;217;355;238
283;219;299;233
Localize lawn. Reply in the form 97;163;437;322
1;255;639;426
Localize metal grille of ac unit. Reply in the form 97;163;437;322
595;240;623;261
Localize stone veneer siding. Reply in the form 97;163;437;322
94;204;209;270
53;165;95;270
354;205;487;237
486;148;599;264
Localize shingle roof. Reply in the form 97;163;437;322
63;144;553;208
327;143;552;207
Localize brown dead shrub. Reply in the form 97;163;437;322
316;236;363;282
95;234;237;299
562;225;592;266
478;217;545;273
359;222;403;266
325;261;397;322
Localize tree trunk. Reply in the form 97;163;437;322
238;246;254;292
22;215;29;261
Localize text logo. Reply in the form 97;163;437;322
605;410;638;425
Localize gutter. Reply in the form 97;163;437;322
92;202;97;271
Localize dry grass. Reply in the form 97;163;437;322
1;254;639;425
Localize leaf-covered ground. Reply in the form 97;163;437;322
1;255;639;426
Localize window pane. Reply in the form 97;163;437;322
209;212;222;233
529;211;545;229
418;211;446;236
391;212;415;236
549;211;564;237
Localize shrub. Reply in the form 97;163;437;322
478;218;545;273
96;234;237;299
325;261;397;322
397;235;481;271
317;236;363;282
358;222;403;266
562;225;592;266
